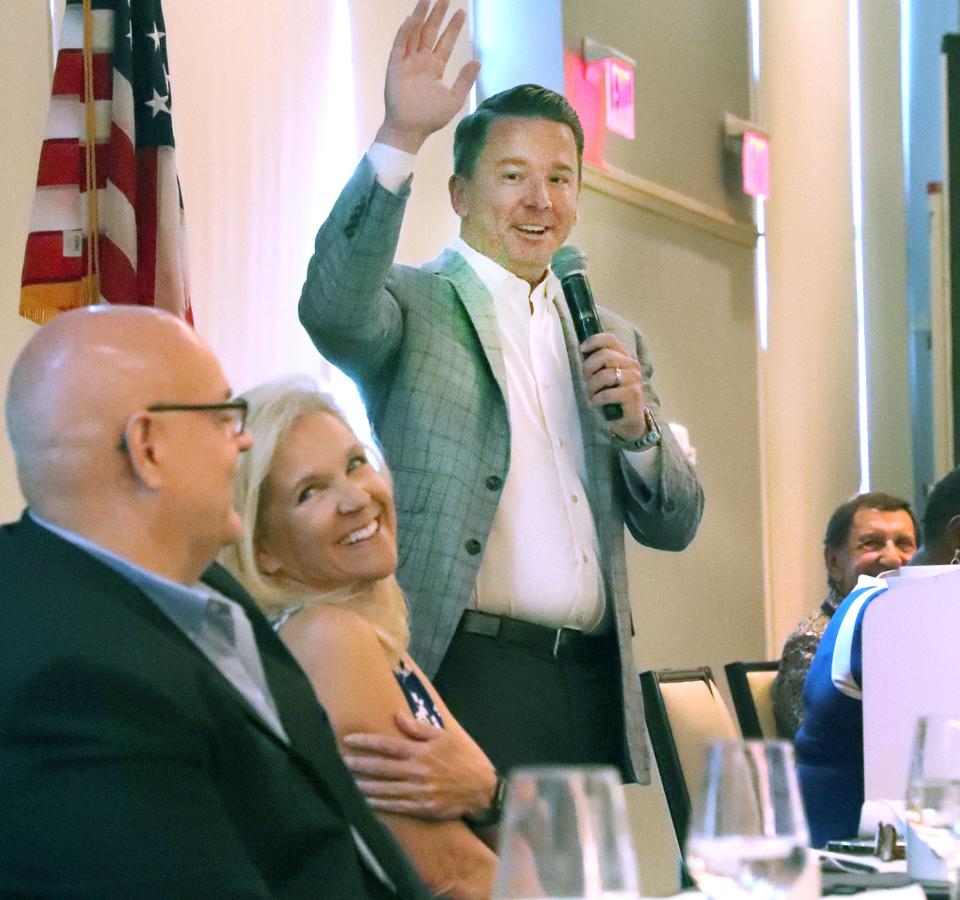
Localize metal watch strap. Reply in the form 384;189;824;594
611;407;661;451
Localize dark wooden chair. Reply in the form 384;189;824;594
723;659;781;739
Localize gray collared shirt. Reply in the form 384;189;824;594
30;512;289;744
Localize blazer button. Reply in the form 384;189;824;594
465;539;482;555
485;475;503;491
664;499;676;512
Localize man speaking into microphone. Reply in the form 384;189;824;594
299;0;702;813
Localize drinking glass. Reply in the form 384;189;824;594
491;765;640;899
905;715;960;900
685;740;809;900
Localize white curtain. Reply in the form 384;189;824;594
164;0;368;428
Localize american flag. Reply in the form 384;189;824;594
20;0;191;325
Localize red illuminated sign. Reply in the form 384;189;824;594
565;50;636;167
604;58;635;140
566;52;607;166
742;130;770;199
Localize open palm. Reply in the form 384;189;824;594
377;0;481;153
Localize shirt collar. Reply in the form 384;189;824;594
28;510;213;633
450;237;560;310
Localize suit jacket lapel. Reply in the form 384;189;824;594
201;564;426;897
424;248;509;403
201;567;351;783
552;297;611;522
6;526;424;898
422;251;614;549
12;520;329;775
16;513;219;657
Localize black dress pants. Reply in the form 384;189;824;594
432;613;629;780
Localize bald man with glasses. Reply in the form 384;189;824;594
0;306;430;899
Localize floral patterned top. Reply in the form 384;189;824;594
394;660;443;728
772;588;844;739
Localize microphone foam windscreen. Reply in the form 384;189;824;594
551;245;588;280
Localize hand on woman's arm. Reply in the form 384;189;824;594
343;709;499;821
279;605;496;899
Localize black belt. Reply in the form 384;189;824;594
456;610;613;662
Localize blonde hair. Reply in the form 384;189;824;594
219;375;410;663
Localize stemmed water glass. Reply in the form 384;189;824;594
685;740;809;900
491;765;640;899
905;715;960;900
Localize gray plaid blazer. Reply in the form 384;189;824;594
299;157;704;782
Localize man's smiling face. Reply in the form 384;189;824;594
450;116;580;287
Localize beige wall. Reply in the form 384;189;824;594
860;1;912;497
760;1;861;648
570;0;754;222
0;0;52;519
563;2;761;891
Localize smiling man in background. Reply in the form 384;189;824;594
772;492;918;739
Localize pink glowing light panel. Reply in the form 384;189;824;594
742;130;770;199
604;58;635;140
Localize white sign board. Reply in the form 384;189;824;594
862;567;960;803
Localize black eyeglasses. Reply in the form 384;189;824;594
118;399;249;454
146;399;249;435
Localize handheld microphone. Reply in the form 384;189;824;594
551;245;623;421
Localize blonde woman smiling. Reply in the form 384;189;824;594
220;377;498;900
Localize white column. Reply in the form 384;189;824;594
760;1;862;649
759;0;912;651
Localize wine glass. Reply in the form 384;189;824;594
491;765;640;899
685;740;809;900
905;715;960;899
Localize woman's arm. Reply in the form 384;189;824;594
341;655;500;824
280;605;496;899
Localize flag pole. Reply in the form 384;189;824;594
82;0;101;306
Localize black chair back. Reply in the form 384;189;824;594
639;665;739;887
723;660;780;739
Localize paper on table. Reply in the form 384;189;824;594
853;887;928;900
813;848;907;875
650;889;923;900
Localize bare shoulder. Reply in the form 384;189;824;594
280;603;383;669
279;604;407;737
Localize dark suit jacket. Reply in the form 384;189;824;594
0;513;432;899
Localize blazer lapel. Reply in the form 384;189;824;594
424;248;509;403
201;567;348;776
12;521;334;775
552;297;611;519
201;565;427;896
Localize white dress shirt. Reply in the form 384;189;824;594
367;143;659;632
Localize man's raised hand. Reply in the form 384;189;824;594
375;0;481;154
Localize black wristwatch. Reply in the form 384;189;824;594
465;773;506;827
